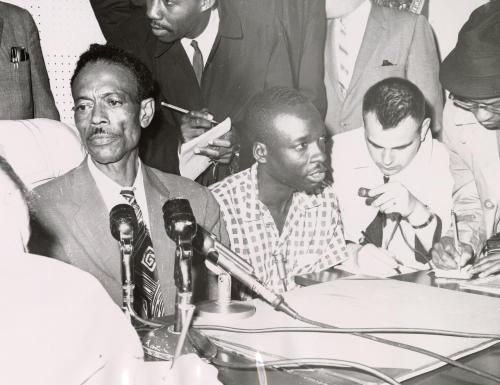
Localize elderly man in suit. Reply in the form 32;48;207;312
0;2;59;120
29;43;227;317
324;0;442;136
431;2;500;279
90;0;326;184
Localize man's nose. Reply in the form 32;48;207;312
146;0;163;20
310;140;327;163
90;102;107;125
382;148;393;165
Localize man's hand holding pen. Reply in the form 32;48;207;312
179;108;235;164
431;236;474;270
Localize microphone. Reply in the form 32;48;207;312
110;203;138;243
163;198;197;242
192;226;298;319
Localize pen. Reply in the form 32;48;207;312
451;210;461;271
161;102;219;125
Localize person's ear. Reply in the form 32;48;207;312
200;0;216;12
419;118;431;141
139;98;155;128
253;142;267;164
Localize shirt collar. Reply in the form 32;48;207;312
338;0;371;27
87;156;145;211
181;8;220;64
243;164;323;222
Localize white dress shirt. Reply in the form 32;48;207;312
181;8;220;68
87;156;151;230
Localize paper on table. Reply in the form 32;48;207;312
460;275;500;295
179;118;231;180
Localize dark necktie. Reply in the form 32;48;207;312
191;40;204;86
120;189;165;318
362;176;389;247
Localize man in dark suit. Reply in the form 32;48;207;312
90;0;326;183
29;44;227;316
0;2;59;120
324;0;442;136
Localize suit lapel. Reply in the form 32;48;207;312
71;162;121;281
348;4;386;95
155;40;202;109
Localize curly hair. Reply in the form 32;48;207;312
71;43;154;102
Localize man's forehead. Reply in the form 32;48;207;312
73;61;137;92
365;114;420;144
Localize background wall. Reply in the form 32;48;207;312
1;0;491;124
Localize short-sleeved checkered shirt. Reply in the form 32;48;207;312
209;164;349;294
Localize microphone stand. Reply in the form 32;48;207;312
142;209;200;361
119;238;164;329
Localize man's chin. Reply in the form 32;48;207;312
150;28;176;43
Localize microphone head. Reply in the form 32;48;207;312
162;198;197;241
110;204;138;241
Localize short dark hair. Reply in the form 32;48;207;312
243;87;315;144
0;155;29;203
70;43;154;102
362;77;426;129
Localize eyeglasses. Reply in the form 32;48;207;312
450;94;500;114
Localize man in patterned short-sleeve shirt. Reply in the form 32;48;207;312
210;87;350;294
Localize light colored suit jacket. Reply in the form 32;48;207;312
442;101;500;255
29;160;227;314
325;3;442;135
0;2;59;120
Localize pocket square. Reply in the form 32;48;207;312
10;46;29;64
382;60;394;66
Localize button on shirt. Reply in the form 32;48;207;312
209;164;349;294
87;157;151;230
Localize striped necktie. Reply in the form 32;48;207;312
191;40;204;86
337;18;350;98
120;189;165;318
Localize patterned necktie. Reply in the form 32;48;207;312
191;40;204;86
336;18;350;98
120;189;165;318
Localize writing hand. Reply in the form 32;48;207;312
431;236;473;269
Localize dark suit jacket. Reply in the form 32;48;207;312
325;4;442;136
90;0;325;174
29;160;227;314
0;2;59;120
